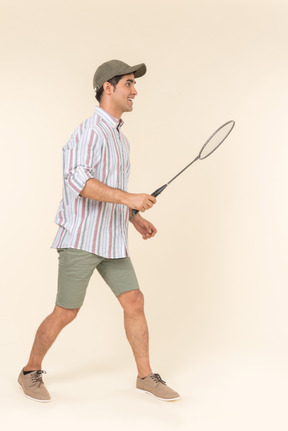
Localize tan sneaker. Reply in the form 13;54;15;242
136;373;180;401
18;369;51;402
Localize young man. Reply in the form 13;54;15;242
18;60;180;402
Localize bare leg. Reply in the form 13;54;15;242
117;290;152;378
24;305;80;371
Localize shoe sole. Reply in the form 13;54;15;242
137;388;181;402
18;382;51;403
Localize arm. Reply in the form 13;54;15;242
65;127;156;212
80;178;156;212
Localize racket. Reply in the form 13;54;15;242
132;120;235;216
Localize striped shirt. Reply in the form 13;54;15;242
51;107;131;258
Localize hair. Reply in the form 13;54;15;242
95;74;124;102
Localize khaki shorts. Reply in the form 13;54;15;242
56;248;139;309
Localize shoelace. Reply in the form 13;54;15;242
151;373;166;385
30;370;47;388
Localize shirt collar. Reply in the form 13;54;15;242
94;106;124;130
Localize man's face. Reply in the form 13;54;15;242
110;74;138;114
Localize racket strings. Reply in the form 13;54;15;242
199;121;235;160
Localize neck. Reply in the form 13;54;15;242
99;102;122;120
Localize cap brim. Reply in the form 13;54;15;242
130;63;147;78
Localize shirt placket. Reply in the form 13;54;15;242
116;127;128;254
117;130;124;188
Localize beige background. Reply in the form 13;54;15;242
1;0;287;430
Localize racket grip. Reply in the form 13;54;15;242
131;209;140;216
131;184;168;217
151;184;168;197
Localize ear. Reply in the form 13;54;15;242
103;82;112;95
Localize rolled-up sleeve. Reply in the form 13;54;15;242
63;127;101;197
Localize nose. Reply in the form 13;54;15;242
131;85;138;96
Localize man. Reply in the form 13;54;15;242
18;60;180;402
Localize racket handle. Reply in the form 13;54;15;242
151;184;168;197
131;184;168;217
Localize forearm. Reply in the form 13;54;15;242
80;178;128;205
80;178;156;211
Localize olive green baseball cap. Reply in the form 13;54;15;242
93;59;147;91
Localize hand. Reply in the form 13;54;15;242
130;214;157;240
125;193;156;213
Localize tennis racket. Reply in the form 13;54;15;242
132;120;235;216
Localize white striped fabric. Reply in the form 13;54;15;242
51;107;131;258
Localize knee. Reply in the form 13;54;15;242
119;290;144;314
53;305;80;326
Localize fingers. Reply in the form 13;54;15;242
140;195;156;212
142;225;157;240
130;193;157;212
